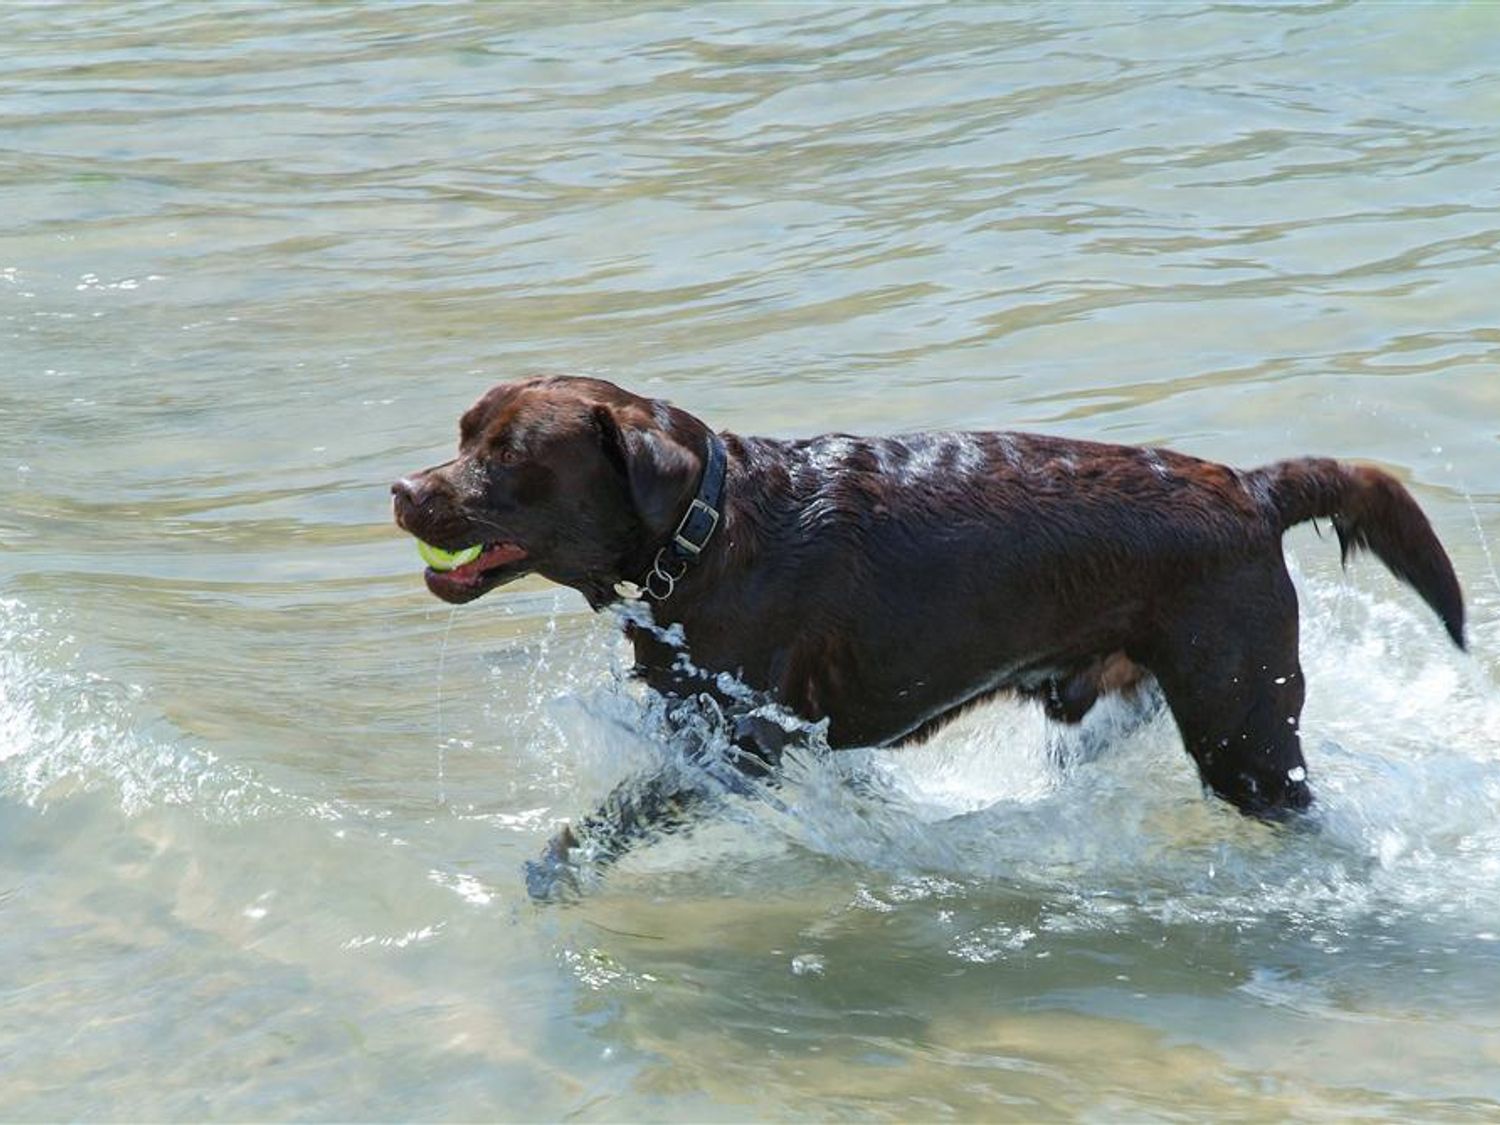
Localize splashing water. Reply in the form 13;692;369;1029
1462;485;1500;600
4;559;1498;1113
6;543;1496;948
434;607;459;808
522;565;1500;950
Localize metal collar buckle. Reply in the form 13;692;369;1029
673;498;719;557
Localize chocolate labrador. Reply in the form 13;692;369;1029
392;376;1465;896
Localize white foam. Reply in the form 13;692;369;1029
557;566;1500;938
0;597;335;821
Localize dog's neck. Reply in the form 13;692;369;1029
606;429;730;609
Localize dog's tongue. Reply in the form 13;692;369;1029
442;542;527;584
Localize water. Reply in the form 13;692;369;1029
4;2;1500;1117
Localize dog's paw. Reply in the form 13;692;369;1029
523;827;583;903
523;856;581;902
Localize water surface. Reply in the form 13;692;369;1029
3;2;1500;1119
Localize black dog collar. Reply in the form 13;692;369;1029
614;431;728;602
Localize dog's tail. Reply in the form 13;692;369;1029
1254;457;1465;649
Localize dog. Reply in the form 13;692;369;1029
392;375;1465;896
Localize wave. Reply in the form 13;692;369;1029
0;596;339;822
6;556;1498;939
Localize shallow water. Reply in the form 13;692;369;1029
4;2;1500;1119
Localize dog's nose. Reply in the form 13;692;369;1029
391;476;431;525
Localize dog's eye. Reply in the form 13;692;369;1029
496;448;521;466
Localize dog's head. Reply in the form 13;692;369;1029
391;376;712;606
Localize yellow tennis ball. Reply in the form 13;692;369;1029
417;541;483;571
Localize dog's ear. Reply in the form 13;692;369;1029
591;402;701;540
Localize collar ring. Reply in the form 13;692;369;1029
645;548;689;600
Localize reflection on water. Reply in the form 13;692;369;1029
3;1;1500;1118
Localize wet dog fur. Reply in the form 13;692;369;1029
392;376;1465;894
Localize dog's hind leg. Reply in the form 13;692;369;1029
1143;560;1313;817
1034;652;1154;724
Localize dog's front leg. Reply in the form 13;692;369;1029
523;705;786;902
524;767;721;900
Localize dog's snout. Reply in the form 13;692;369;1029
391;475;434;530
391;476;425;504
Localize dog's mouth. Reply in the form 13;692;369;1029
418;540;530;604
